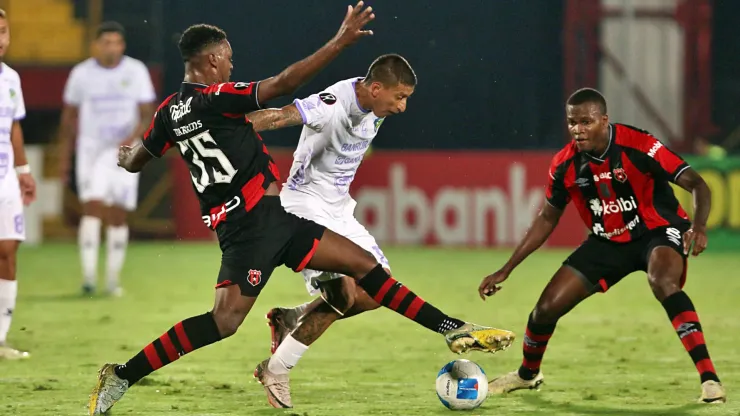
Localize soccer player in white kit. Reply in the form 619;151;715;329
0;8;37;359
249;54;431;403
58;22;155;296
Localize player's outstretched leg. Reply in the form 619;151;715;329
255;229;514;408
647;247;726;404
267;275;379;353
88;284;255;415
488;265;592;395
0;240;28;360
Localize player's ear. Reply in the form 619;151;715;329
207;53;217;69
370;81;383;97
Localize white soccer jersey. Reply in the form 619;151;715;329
0;62;26;194
282;77;385;217
63;56;156;151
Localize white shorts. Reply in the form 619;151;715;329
281;194;390;296
0;187;25;242
76;146;139;210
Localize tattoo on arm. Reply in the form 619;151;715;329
247;103;304;133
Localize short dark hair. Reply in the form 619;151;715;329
96;21;125;39
566;87;607;114
364;54;417;87
178;24;227;62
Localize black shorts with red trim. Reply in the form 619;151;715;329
563;223;690;294
215;196;325;297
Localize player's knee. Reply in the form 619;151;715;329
320;277;356;314
531;301;561;325
647;272;681;301
347;248;379;279
211;303;250;338
647;249;684;301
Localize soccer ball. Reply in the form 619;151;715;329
436;359;488;410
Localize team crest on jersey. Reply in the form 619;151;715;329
319;92;337;105
9;88;15;99
613;167;627;183
247;269;262;286
374;117;385;132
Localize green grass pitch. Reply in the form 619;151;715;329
1;243;738;415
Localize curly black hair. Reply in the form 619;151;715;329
178;24;227;62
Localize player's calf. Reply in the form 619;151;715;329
648;247;723;389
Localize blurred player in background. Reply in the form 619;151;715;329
0;8;37;359
246;53;418;406
479;88;726;404
58;21;156;296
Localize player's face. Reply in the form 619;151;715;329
95;32;125;65
370;82;414;117
566;103;609;153
0;18;10;58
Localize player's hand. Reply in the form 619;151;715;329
683;226;708;256
333;1;375;47
478;269;510;300
117;145;134;168
18;173;36;206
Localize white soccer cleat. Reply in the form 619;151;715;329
0;344;30;360
88;363;129;415
254;358;293;408
699;380;726;404
107;286;124;298
488;370;544;395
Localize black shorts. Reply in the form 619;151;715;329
215;196;326;297
563;224;690;293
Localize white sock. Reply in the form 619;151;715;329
0;279;18;345
267;334;309;375
79;216;101;286
106;225;129;291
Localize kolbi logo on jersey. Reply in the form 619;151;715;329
589;196;638;217
171;96;193;122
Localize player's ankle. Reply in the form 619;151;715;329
518;367;539;381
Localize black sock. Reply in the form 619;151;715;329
115;312;222;386
662;291;720;383
518;312;556;381
357;264;464;334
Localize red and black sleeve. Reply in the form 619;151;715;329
200;81;262;114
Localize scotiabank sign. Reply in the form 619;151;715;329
270;151;585;247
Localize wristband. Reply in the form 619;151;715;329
15;164;31;174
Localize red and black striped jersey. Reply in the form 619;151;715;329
142;81;280;229
546;123;691;242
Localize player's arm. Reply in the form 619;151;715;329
119;106;173;173
675;168;711;256
635;133;711;255
255;2;374;105
478;162;570;299
59;66;82;183
246;103;303;132
10;121;36;205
